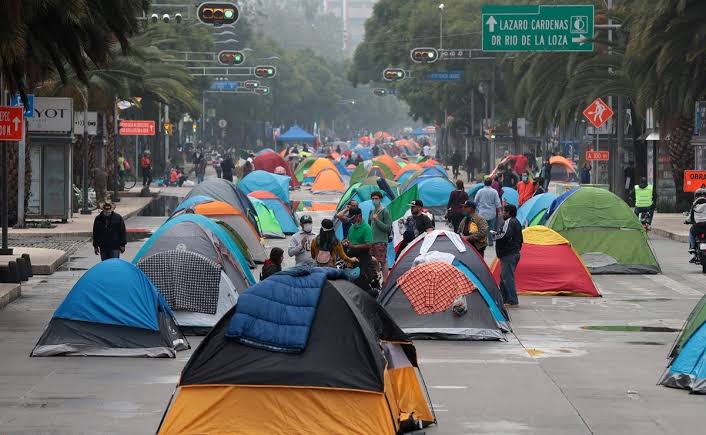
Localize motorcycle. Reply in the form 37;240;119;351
692;223;706;274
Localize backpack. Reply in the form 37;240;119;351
315;237;335;267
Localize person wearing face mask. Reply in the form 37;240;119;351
342;207;376;293
369;191;392;279
92;202;127;261
517;172;535;206
287;215;317;267
457;201;489;256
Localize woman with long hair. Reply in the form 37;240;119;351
311;219;357;267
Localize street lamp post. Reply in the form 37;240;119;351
113;99;121;203
439;4;445;49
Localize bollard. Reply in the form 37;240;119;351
15;257;29;281
21;253;33;277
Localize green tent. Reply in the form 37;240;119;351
349;163;367;186
336;179;398;212
294;157;317;183
371;161;394;180
249;197;285;239
546;187;660;274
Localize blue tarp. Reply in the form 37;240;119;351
54;259;171;331
407;177;454;207
277;125;315;143
516;192;557;227
134;214;256;284
226;269;326;353
256;196;298;235
502;187;519;207
173;195;214;214
238;170;291;204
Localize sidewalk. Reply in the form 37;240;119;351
651;213;689;243
9;195;153;238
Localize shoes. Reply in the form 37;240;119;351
503;302;519;308
690;256;698;264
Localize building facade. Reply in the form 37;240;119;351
323;0;376;50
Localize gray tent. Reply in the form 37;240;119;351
184;179;260;233
380;231;510;340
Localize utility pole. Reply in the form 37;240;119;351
113;100;120;202
164;104;170;171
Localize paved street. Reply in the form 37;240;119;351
0;203;704;434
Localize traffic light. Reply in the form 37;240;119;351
410;47;439;64
373;88;388;97
164;122;173;135
255;86;271;96
192;123;197;132
197;2;239;26
254;66;277;79
218;50;245;65
383;68;406;82
244;80;260;90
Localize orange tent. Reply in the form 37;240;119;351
304;158;339;179
395;163;423;181
311;169;345;194
549;156;575;171
420;159;441;168
358;136;371;145
374;131;392;140
374;154;402;176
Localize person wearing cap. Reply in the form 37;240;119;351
409;200;434;234
288;215;317;267
92;202;127;261
458;201;489;256
369;191;392;279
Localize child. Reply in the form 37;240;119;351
260;247;284;281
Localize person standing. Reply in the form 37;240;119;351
221;154;235;182
369;191;392;280
242;154;255;178
541;156;553;190
288;215;316;267
195;155;207;184
422;143;431;158
450;149;461;179
493;204;523;307
117;153;127;187
475;177;502;247
447;180;468;234
140;151;153;187
458;201;489;256
465;153;474;182
311;219;357;267
92;202;127;261
516;172;535;206
502;165;518;188
580;163;591;184
343;207;375;291
213;154;223;179
336;199;359;239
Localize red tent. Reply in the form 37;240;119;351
253;151;299;187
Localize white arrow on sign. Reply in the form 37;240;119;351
571;35;587;45
12;117;20;131
486;16;497;33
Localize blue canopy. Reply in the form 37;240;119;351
238;170;291;204
277;125;315;143
54;259;171;331
516;192;557;227
502;187;519;207
134;214;256;284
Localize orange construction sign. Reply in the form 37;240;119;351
684;170;706;192
583;98;614;129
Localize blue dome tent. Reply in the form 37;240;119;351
238;170;291;205
31;259;189;357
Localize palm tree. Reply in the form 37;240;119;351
1;0;149;93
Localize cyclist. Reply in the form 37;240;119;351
630;177;655;229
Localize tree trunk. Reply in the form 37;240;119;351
667;117;694;208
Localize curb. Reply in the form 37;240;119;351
651;227;689;243
0;283;21;310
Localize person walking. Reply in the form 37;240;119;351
369;191;392;280
516;172;535;206
311;219;357;267
287;215;317;267
447;180;468;234
140;151;153;187
221;154;235;182
465;153;474;182
458;201;489;256
92;202;127;261
260;247;284;281
450;149;462;179
195;155;207;184
475;177;502;247
493;204;523;307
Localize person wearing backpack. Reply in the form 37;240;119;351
310;219;357;267
369;191;392;280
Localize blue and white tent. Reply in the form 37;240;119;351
31;259;189;357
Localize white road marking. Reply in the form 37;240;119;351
429;385;469;390
419;358;536;365
645;274;703;296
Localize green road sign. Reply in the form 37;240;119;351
482;4;594;52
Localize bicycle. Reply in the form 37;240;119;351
73;184;99;210
119;170;137;190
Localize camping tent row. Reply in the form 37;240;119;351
156;268;436;434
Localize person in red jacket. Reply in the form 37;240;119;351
140;150;153;187
517;172;535;206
